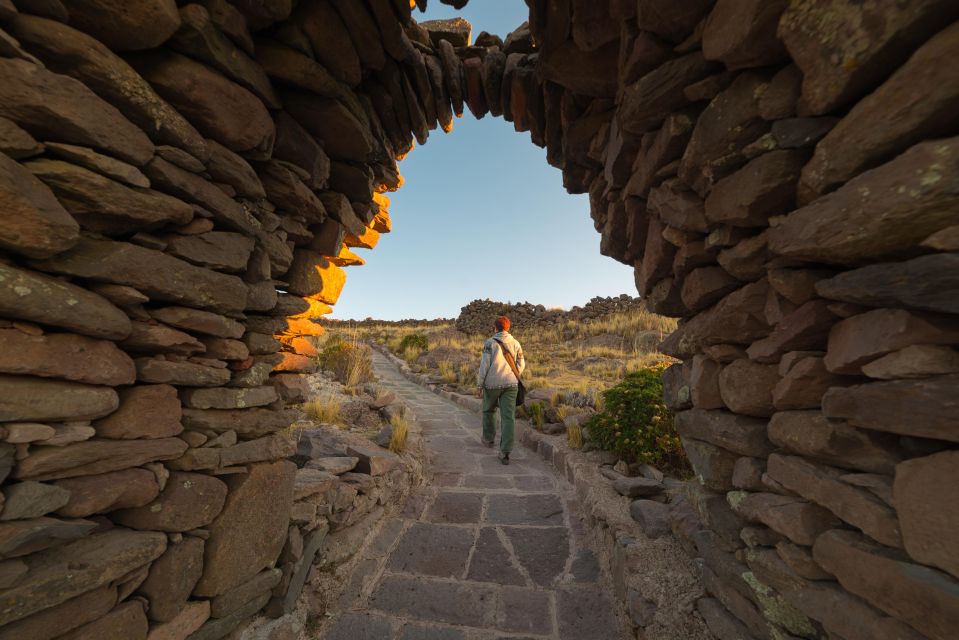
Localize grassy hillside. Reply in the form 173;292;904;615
320;307;690;475
326;308;676;410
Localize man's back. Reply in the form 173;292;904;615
477;330;525;389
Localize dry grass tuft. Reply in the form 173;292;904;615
567;421;584;450
304;394;342;425
316;333;374;389
388;414;409;453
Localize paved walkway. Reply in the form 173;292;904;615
318;351;631;640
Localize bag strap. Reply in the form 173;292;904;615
493;339;522;382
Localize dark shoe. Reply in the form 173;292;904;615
482;438;494;448
498;451;510;465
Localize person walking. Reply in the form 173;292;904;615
476;315;525;464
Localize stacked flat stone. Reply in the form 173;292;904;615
0;1;955;640
454;294;644;335
598;3;959;640
273;425;407;622
0;1;412;639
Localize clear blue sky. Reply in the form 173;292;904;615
330;1;636;320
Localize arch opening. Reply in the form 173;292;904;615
0;1;956;640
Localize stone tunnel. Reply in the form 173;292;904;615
0;0;957;639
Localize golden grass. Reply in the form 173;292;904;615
304;394;342;425
400;344;422;365
388;414;409;453
437;360;456;383
328;308;677;405
315;332;374;391
567;421;584;450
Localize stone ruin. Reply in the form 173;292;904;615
0;0;957;639
454;294;644;335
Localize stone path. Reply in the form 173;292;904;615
317;350;631;640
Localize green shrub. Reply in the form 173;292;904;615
585;367;688;473
317;336;373;388
395;333;429;366
528;402;545;429
398;333;429;353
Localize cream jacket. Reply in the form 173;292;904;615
476;331;526;389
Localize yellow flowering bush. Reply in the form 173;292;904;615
585;367;688;473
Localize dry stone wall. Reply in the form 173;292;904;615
0;1;956;640
586;2;959;640
455;294;644;335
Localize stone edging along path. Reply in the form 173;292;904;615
362;346;711;640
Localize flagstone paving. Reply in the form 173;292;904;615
318;351;631;640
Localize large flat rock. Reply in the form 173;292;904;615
767;410;902;475
94;384;183;439
9;13;208;158
14;437;187;481
25;159;192;236
816;254;959;316
283;91;373;163
169;4;279;109
137;535;204;622
164;231;255;273
728;491;840;546
823;375;959;443
53;468;159;518
56;0;181;51
31;236;248;314
674;409;773;457
0;529;166;626
0;58;153;165
0;516;98;558
133;51;274;156
181;407;296;438
0;374;118;423
285;249;347;304
769;136;959;264
0;329;135;386
779;0;959;114
0;150;78;259
813;529;959;640
800;21;959;198
113;471;227;532
0;584;116;640
192;460;296;596
0;262;130;340
56;600;147;640
894;450;959;580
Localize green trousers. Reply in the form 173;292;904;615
482;386;518;453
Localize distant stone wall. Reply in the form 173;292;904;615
323;317;454;328
0;1;956;640
455;294;644;334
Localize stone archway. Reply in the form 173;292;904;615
0;1;957;640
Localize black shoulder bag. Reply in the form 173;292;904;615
493;339;526;406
